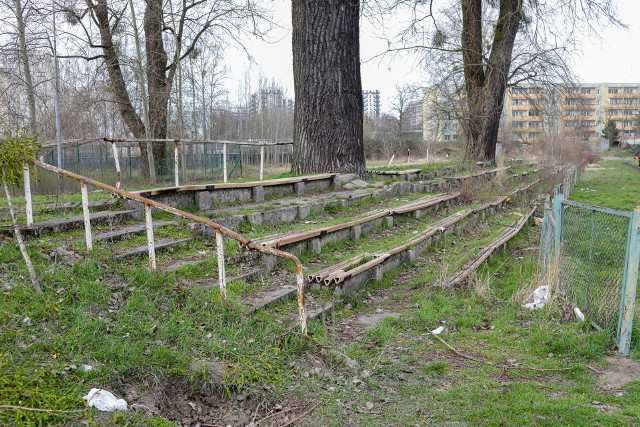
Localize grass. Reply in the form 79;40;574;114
294;227;640;426
1;159;638;425
570;160;640;211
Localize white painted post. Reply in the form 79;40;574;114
260;144;265;180
80;181;92;251
407;149;410;164
296;271;307;335
145;204;156;271
111;142;121;189
222;142;227;183
23;163;33;226
388;154;395;167
426;148;430;164
173;140;179;187
215;230;227;302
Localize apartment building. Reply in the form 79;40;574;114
363;90;381;119
505;86;549;143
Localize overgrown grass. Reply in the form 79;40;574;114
295;227;640;426
570;160;640;211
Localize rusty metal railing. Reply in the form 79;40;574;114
28;159;308;334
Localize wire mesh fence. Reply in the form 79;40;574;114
539;164;640;355
560;202;630;330
35;139;293;195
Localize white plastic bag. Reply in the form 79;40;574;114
83;388;128;411
521;285;549;310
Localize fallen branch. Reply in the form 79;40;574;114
0;405;84;414
279;401;320;427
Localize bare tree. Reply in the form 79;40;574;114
380;0;623;162
61;0;269;177
291;0;367;176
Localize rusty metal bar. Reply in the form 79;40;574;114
30;159;307;334
23;163;33;226
104;137;293;147
144;203;157;271
448;205;537;287
215;230;227;302
81;181;92;251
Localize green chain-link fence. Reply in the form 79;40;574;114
34;139;293;195
540;165;640;356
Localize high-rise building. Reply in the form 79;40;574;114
363;90;380;119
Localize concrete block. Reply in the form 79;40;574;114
262;206;297;224
248;212;263;226
310;238;322;254
374;266;384;281
406;249;416;262
294;181;305;196
297;205;312;219
195;191;213;210
351;225;362;241
252;186;265;202
414;209;423;219
351;179;369;188
385;216;394;228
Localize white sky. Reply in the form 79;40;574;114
228;0;640;113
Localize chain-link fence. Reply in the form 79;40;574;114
539;165;640;355
35;139;293;195
560;202;630;330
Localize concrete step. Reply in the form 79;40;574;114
94;220;177;243
115;238;193;259
245;284;298;315
2;210;137;238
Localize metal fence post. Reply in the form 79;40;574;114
145;203;157;271
552;195;564;258
215;230;227;302
616;207;640;356
81;181;93;251
111;142;121;189
23;163;33;227
222;142;228;183
173;140;179;187
260;144;265;181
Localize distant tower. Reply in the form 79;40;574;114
362;90;380;119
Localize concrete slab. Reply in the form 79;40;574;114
3;210;137;238
115;237;193;259
94;220;176;242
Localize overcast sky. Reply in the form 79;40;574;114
228;0;640;113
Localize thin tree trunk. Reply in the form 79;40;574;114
291;0;366;176
3;180;41;292
14;0;36;136
128;0;154;182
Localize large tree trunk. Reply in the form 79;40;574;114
462;0;523;162
144;0;170;176
291;0;367;176
93;0;151;177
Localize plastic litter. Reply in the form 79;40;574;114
574;307;585;322
521;285;549;310
81;364;93;372
431;326;445;335
83;388;128;411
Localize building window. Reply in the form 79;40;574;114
608;88;619;94
512;110;526;117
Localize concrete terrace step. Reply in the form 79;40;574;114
1;210;137;238
115;237;193;259
94;220;177;242
245;284;299;315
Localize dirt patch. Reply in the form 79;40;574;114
597;356;640;392
124;377;315;426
